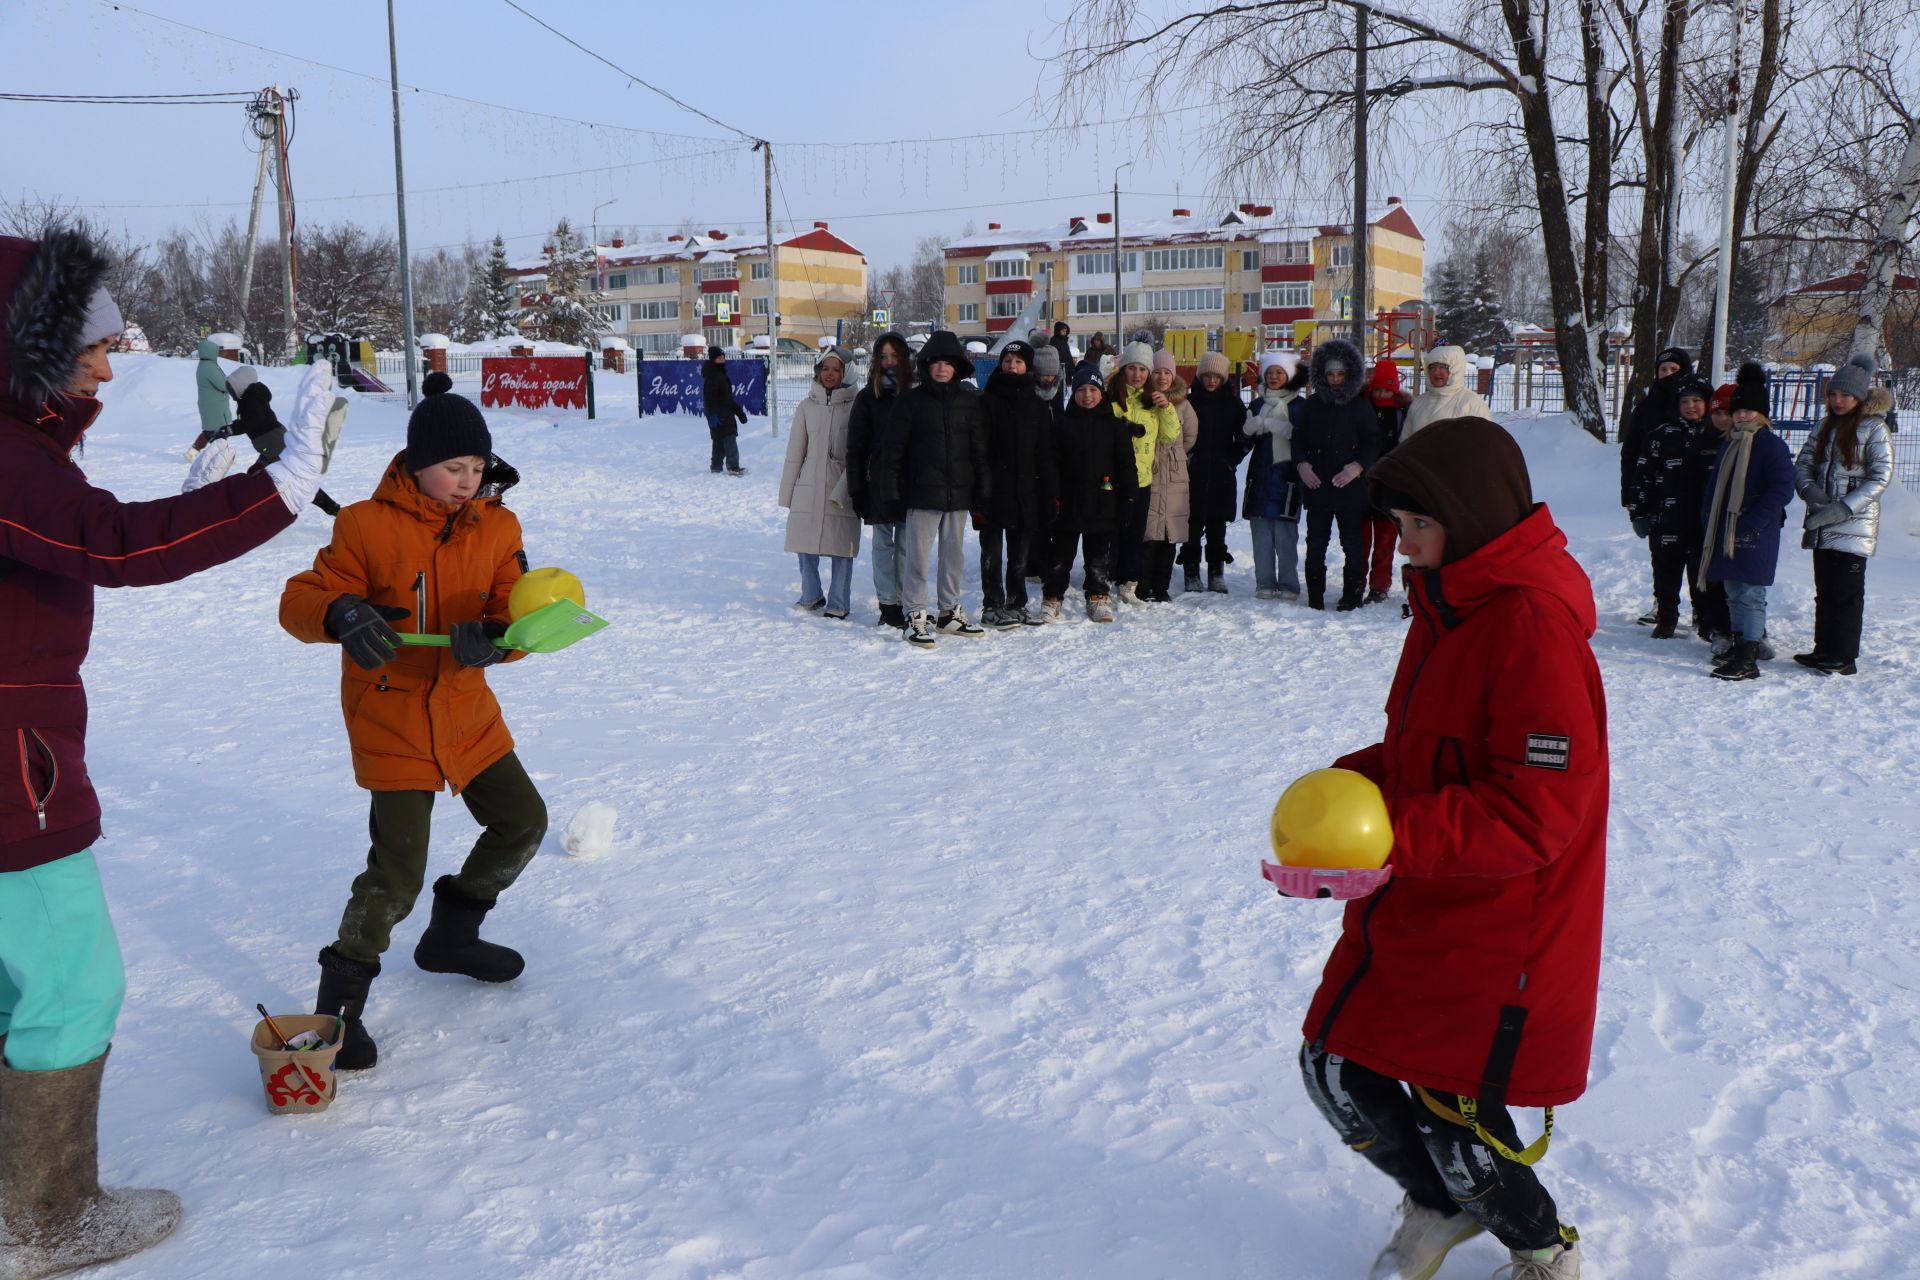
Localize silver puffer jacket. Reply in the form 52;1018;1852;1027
1794;386;1896;558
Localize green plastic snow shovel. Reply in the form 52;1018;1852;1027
396;600;609;654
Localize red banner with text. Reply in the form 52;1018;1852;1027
480;357;588;411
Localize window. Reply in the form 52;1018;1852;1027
605;273;628;290
1136;288;1222;313
1241;292;1260;313
987;257;1030;280
598;304;624;323
704;293;740;317
750;261;770;280
750;296;770;316
1143;246;1224;273
1264;241;1311;265
1263;282;1312;309
955;264;980;285
630;266;677;286
1072;251;1139;276
1241;250;1260;272
956;302;980;323
638;331;681;355
989;294;1025;318
1072;292;1140;316
696;261;738;283
631;299;679;321
1331;242;1353;268
1263;325;1288;342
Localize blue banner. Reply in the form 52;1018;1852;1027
638;359;767;418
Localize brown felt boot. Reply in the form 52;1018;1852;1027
0;1050;181;1280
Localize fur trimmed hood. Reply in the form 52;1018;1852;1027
1310;338;1366;406
1;230;112;416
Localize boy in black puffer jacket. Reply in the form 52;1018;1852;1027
1629;377;1713;638
1291;339;1381;610
977;341;1059;627
1041;364;1138;624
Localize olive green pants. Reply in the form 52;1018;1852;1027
334;751;547;963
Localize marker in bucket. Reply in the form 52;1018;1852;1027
256;1004;295;1050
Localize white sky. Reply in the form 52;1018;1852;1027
5;0;1464;272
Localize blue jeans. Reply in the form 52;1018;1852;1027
1725;580;1768;642
1249;517;1301;594
0;850;125;1070
798;553;854;613
870;522;906;606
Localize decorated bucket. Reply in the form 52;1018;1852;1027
249;1015;342;1114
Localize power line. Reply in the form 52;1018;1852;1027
0;90;258;105
96;0;733;145
499;0;758;143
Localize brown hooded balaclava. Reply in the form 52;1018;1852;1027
1368;416;1533;564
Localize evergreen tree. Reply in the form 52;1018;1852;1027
1430;257;1472;349
458;234;521;341
523;219;604;349
1466;249;1512;351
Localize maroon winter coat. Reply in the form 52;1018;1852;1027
0;233;295;872
1302;505;1608;1107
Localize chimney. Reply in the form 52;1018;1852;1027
667;234;684;242
542;243;554;254
1172;208;1191;218
1239;202;1256;214
987;222;1001;231
1386;196;1403;207
709;230;727;240
813;220;828;229
1254;205;1274;217
1096;212;1112;224
611;237;625;248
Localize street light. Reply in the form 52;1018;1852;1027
591;198;617;292
1112;161;1134;351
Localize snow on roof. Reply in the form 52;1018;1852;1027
943;205;1423;256
509;226;865;275
1778;269;1920;300
985;248;1031;261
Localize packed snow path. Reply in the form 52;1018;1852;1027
75;358;1920;1277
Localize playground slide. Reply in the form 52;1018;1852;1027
340;366;393;393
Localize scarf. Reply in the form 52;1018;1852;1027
1696;421;1760;590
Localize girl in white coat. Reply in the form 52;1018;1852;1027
779;349;861;618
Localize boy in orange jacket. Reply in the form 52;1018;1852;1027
280;393;546;1070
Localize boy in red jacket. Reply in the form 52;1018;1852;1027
1296;417;1605;1280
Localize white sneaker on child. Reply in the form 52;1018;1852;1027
1492;1240;1579;1279
1368;1196;1483;1280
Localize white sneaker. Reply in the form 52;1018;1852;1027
1369;1197;1483;1280
904;610;936;647
936;607;985;636
1039;598;1064;624
1492;1240;1580;1279
1086;595;1116;623
1255;587;1282;600
1116;582;1146;606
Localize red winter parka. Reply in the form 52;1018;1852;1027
0;233;297;872
1302;503;1608;1108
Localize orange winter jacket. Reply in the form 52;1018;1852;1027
280;452;526;793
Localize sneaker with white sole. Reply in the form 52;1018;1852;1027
1255;587;1282;601
1039;598;1064;624
904;610;936;647
1116;581;1146;606
1368;1197;1483;1280
989;606;1023;631
1086;595;1116;623
936;607;985;636
1492;1240;1580;1279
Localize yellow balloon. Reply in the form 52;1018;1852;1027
1269;768;1393;869
508;567;586;622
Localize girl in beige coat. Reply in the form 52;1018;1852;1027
1143;351;1200;600
779;350;861;618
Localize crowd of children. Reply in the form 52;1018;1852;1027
784;328;1498;645
1622;351;1895;679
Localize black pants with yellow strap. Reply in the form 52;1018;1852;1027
1299;1042;1564;1252
334;751;547;963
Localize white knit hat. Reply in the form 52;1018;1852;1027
1120;340;1155;371
79;288;123;347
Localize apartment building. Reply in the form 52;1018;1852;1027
508;224;867;356
942;201;1426;350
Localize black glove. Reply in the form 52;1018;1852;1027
734;405;748;424
1630;516;1651;539
449;619;507;668
325;595;409;671
314;490;341;517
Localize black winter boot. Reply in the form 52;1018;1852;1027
1650;610;1678;639
316;946;381;1071
876;603;906;629
1711;641;1761;682
413;876;525;983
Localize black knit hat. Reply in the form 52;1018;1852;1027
1069;363;1105;393
406;392;492;472
422;370;453;396
1732;361;1769;416
999;340;1036;368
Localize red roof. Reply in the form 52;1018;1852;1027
1372;205;1425;242
778;227;866;260
1787;270;1920;296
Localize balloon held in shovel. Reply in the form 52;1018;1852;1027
396;567;608;654
1260;767;1393;900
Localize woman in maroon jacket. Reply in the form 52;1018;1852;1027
1295;417;1604;1280
0;228;335;1279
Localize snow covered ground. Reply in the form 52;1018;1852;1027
71;355;1920;1278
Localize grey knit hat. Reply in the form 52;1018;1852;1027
1032;345;1062;378
1120;340;1155;371
1829;353;1875;402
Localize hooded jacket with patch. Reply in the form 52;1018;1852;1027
1302;420;1608;1107
1291;340;1381;512
1402;346;1491;439
1052;395;1138;534
1618;349;1696;507
196;337;232;433
1794;387;1895;559
279;453;526;794
884;332;991;514
0;232;296;872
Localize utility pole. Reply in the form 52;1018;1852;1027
238;111;271;351
271;87;299;363
758;139;778;436
386;1;419;405
1352;8;1370;349
1710;0;1744;384
1113;161;1134;350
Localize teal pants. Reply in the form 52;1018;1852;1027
0;849;125;1071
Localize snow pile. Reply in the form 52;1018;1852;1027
562;801;619;858
61;360;1920;1277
